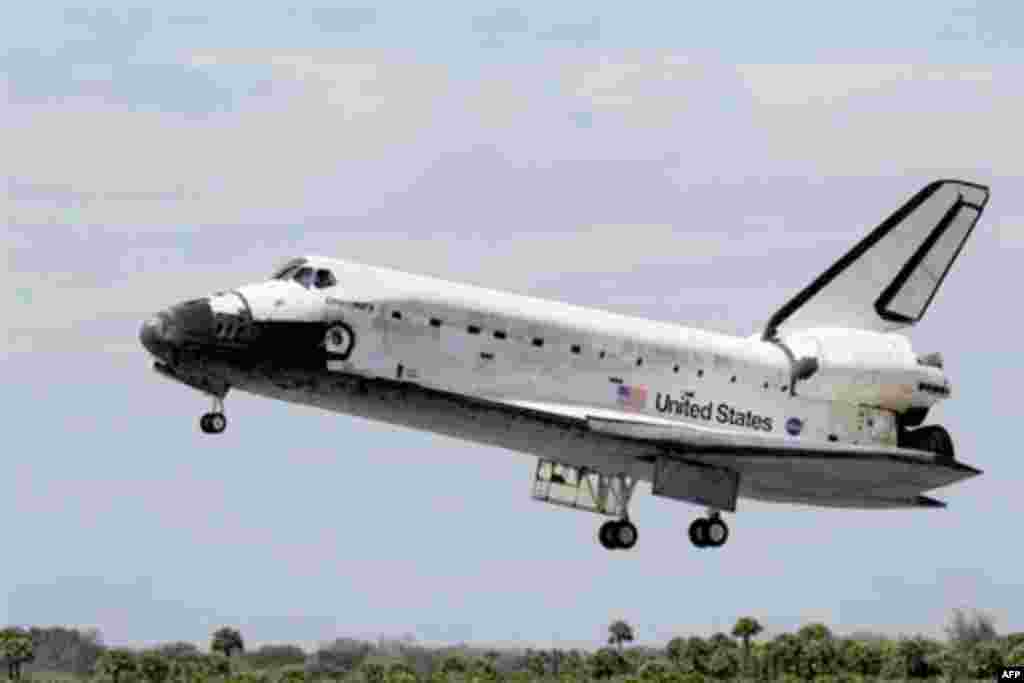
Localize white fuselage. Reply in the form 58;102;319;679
215;256;950;453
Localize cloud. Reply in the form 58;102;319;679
835;569;1021;638
309;7;377;34
737;64;996;106
536;17;602;48
60;7;154;60
3;50;451;227
471;9;530;48
561;54;711;127
735;64;1019;174
6;576;338;649
991;216;1024;249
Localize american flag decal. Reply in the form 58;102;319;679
617;384;648;410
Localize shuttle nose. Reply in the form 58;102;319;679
139;298;215;358
139;314;169;357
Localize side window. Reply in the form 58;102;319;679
293;267;315;289
314;269;336;289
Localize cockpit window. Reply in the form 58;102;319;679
274;265;301;280
294;267;315;289
314;269;336;289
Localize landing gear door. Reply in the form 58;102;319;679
652;458;739;512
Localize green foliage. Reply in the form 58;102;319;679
139;652;171;683
798;637;837;680
637;659;668;682
706;634;735;651
967;641;1004;679
468;655;497;682
211;629;245;659
706;647;739;681
440;656;466;675
0;627;36;682
232;672;270;683
521;650;545;678
836;639;882;678
206;654;232;678
665;638;686;671
670;637;709;675
360;662;385;683
676;673;707;683
96;649;138;683
306;639;373;679
277;665;307;683
9;607;1024;683
156;644;201;660
796;624;833;643
245;645;307;670
590;647;629;680
385;662;416;683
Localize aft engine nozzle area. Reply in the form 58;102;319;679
780;328;952;411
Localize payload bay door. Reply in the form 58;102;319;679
531;460;636;518
652;457;739;512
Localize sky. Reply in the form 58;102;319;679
4;0;1024;652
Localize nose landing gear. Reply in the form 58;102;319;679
200;396;228;434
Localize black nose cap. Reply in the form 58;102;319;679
166;298;215;342
139;314;168;357
139;298;215;357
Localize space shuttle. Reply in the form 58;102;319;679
140;179;989;550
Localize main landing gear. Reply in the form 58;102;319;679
688;511;729;549
200;396;228;434
599;519;639;551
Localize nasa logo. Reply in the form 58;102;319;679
785;417;803;436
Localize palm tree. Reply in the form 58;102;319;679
731;617;764;674
607;620;635;652
211;627;245;658
666;637;686;672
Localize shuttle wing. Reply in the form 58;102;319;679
763;179;990;338
493;398;981;503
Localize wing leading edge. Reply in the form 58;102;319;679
763;179;990;338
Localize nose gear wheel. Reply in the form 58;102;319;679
200;396;227;434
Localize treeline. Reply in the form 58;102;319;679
2;610;1022;683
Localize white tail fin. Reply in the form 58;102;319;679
763;179;990;339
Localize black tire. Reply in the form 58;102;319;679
615;521;638;550
688;519;708;548
208;412;227;434
706;518;729;547
599;520;620;550
200;412;226;434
